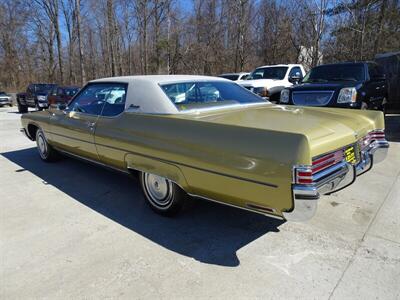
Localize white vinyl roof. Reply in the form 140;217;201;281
90;75;230;114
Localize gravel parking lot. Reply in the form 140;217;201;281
1;106;399;299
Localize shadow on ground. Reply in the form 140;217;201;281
1;147;283;267
385;114;400;142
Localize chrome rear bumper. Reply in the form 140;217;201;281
283;139;389;222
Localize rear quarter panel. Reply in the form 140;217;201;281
95;113;311;216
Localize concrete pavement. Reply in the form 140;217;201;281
1;106;399;299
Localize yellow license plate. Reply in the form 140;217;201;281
344;146;357;164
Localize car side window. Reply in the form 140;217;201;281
100;84;127;117
368;64;379;79
68;83;125;116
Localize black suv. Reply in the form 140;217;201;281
17;83;57;113
279;62;388;110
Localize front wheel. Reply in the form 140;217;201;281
35;102;43;111
17;102;28;113
140;172;187;216
36;128;60;162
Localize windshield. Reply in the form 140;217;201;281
35;84;56;93
218;74;239;81
248;67;288;80
161;81;267;111
0;91;7;96
302;64;365;83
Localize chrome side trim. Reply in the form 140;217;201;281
189;193;284;220
55;148;130;175
127;166;284;220
50;131;278;189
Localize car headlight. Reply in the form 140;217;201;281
37;95;47;102
337;87;357;103
280;89;290;103
253;87;268;98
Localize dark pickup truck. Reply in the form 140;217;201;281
17;83;57;113
279;62;388;111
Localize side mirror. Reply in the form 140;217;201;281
289;73;302;84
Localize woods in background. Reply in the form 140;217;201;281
0;0;399;91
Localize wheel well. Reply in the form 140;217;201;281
27;124;39;141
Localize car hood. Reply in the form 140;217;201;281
238;79;282;88
178;103;384;157
290;82;359;91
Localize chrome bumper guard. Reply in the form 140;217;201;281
283;139;389;222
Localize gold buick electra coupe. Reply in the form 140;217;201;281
20;75;389;221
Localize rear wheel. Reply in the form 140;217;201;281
140;172;187;216
35;128;59;162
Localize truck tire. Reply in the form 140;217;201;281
17;99;28;113
35;101;43;111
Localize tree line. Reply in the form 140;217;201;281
0;0;399;91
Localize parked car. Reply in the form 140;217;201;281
17;83;57;113
20;75;388;221
280;62;388;110
47;85;80;107
0;91;13;107
218;72;250;81
238;64;306;102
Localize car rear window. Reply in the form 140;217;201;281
160;81;266;111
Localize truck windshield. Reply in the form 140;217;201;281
247;67;288;80
303;64;365;83
35;84;56;93
218;74;239;81
161;81;267;111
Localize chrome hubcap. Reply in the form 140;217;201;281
144;173;173;207
37;133;47;158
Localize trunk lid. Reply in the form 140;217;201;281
178;104;385;157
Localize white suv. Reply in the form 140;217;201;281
238;64;306;102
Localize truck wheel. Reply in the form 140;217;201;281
35;128;60;162
17;103;28;113
140;172;187;216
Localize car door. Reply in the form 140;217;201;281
47;86;58;107
49;83;117;161
367;63;386;106
92;83;128;170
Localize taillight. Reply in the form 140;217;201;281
295;150;344;185
359;130;386;151
295;167;313;184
